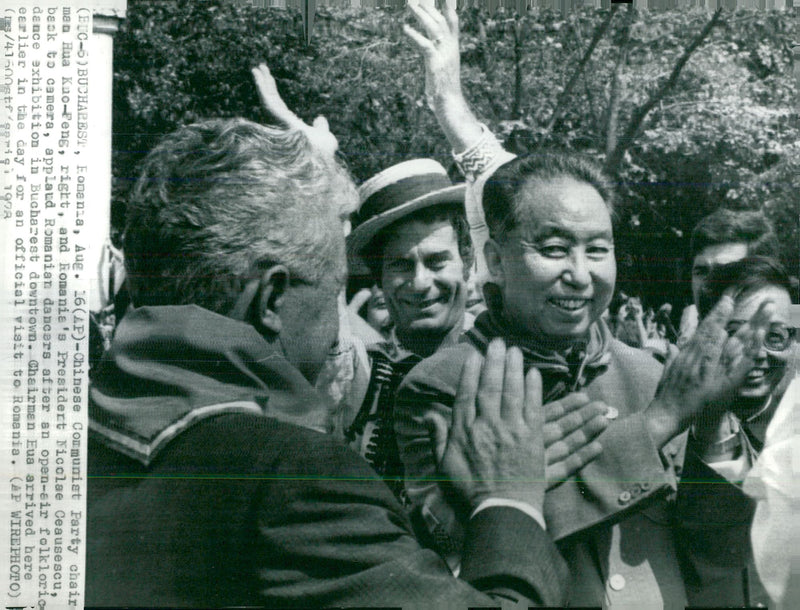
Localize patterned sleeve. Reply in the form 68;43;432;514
452;124;516;281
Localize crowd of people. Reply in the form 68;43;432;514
86;0;797;607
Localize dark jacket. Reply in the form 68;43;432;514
87;305;567;607
675;437;769;608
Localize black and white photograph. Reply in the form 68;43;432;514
2;0;798;607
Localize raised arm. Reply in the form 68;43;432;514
251;63;339;158
405;0;514;278
404;0;482;152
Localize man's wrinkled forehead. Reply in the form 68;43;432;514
510;179;613;240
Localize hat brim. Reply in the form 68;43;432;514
347;184;466;277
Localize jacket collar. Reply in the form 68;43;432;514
89;305;331;466
369;311;475;363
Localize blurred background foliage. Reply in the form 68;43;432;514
112;0;798;310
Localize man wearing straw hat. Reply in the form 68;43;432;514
344;159;481;498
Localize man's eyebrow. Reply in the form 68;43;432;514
521;225;613;241
424;249;454;259
383;252;412;264
518;225;572;241
587;230;614;241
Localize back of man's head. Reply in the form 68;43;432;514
124;118;357;315
689;209;780;263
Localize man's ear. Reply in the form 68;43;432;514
484;239;504;285
257;265;291;335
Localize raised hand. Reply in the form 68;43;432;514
645;294;774;448
404;0;461;109
251;63;338;157
403;0;482;153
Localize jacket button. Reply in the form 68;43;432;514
640;481;651;491
618;490;632;505
604;406;619;420
608;573;626;591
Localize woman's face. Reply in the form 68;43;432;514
728;285;793;401
486;177;616;347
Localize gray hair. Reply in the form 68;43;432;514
124;118;357;314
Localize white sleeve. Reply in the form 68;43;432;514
470;498;546;531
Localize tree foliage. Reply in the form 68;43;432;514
113;0;798;310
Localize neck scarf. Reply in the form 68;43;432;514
465;283;612;403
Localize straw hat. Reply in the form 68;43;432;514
347;159;465;275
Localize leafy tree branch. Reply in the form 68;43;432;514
604;7;723;173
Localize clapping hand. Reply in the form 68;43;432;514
645;293;774;448
429;340;610;512
434;339;548;511
542;393;609;487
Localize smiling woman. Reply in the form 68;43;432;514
697;256;795;423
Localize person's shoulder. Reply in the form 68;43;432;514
166;412;375;479
607;336;664;378
401;341;478;395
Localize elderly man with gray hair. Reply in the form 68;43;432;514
86;115;576;607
